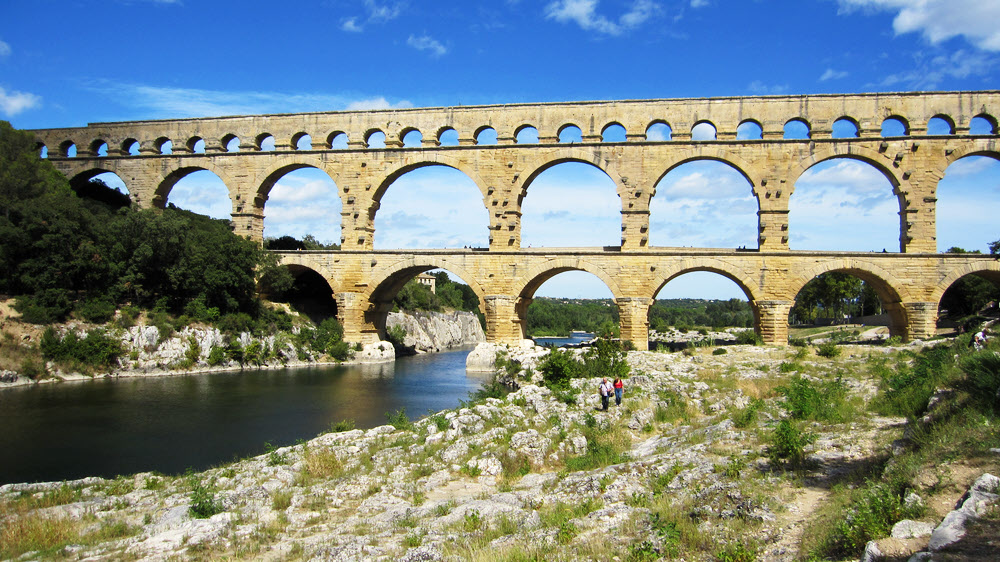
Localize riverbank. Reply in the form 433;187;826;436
3;340;996;561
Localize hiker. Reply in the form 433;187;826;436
974;330;988;351
599;378;613;411
613;377;624;406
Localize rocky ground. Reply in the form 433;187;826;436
1;341;997;561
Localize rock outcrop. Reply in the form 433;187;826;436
386;310;485;353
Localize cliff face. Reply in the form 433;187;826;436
385;310;485;353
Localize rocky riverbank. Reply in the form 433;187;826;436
3;341;996;561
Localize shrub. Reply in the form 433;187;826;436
188;478;221;518
75;298;116;323
871;345;954;418
40;327;123;368
767;419;815;469
816;342;841;358
537;347;582;389
712;348;728;355
735;330;763;345
329;419;356;433
959;351;1000;411
386;408;412;431
207;345;226;366
732;398;762;428
778;375;849;422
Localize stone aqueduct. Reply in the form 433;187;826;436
29;91;1000;349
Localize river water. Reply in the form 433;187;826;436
0;347;485;485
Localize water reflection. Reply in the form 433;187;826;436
0;347;482;485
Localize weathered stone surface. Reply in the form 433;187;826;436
386;310;485;353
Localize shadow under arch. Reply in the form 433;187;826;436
272;259;339;325
364;257;487;340
788;259;909;339
67;168;132;208
154;166;237;211
649;262;763;338
931;261;1000;307
512;259;621;339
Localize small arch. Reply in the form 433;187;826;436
90;139;108;157
38;144;47;159
970;114;997;135
475;126;497;145
292;133;312;151
156;137;173;155
646;121;672;141
122;139;140;156
257;133;275;151
187;137;206;154
402;128;423;148
223;134;240;152
558;124;582;143
60;140;77;158
783;118;811;140
691;121;717;141
69;170;132;208
515;125;538;144
736;120;763;140
601;123;626;142
328;131;348;149
881;116;909;137
437;127;459;146
366;130;386;149
832;117;860;138
927;115;955;135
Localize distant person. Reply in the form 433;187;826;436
613;377;624;406
974;330;988;351
599;378;613;411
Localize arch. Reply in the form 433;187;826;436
121;138;140;156
935;152;1000;253
927;115;955;135
881;116;909;137
254;155;337;203
328;131;348;149
474;126;497;145
153;166;235;215
691;121;717;141
601;123;626;142
90;139;108;157
650;260;762;303
222;134;240;152
365;129;386;148
38;143;47;159
155;137;173;155
783;118;810;140
651;151;758;196
787;144;902;192
437;127;459;146
69;169;131;207
646;121;671;141
60;140;77;158
970;114;997;135
187;137;206;154
402;128;423;148
832;117;859;138
515;125;538;144
515;258;624;302
257;133;275;151
558;124;582;143
257;163;342;244
736;120;763;140
650;158;759;248
292;132;312;151
931;262;1000;307
789;155;901;251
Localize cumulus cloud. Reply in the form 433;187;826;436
690;0;709;7
341;17;362;32
0;87;42;116
0;39;11;57
820;68;849;81
407;34;447;57
545;0;661;36
85;81;411;118
878;49;997;89
747;80;788;95
838;0;1000;51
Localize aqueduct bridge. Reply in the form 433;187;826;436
30;91;1000;348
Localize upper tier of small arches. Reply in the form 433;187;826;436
32;91;1000;158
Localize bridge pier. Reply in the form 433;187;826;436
901;301;939;342
336;292;380;345
616;297;651;351
484;295;524;345
756;300;793;345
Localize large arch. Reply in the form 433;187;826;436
511;259;622;339
931;262;1000;307
154;166;237;214
935;150;1000;253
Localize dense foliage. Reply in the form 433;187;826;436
0;121;292;325
392;272;480;314
264;234;340;251
526;297;754;337
789;272;883;324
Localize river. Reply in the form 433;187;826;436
0;347;485;485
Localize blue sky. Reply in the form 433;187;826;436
2;0;999;300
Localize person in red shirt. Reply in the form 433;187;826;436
613;377;624;406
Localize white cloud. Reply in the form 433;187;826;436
545;0;661;36
341;17;362;32
878;49;997;89
747;80;788;95
819;68;849;81
689;0;709;7
86;81;412;118
364;0;402;23
0;39;11;57
0;87;42;116
407;35;447;57
838;0;1000;51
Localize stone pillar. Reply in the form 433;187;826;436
138;140;160;155
620;209;648;250
755;300;792;345
336;292;380;345
901;301;938;342
757;208;789;251
230;212;264;242
484;295;522;344
204;139;226;154
616;297;651;351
